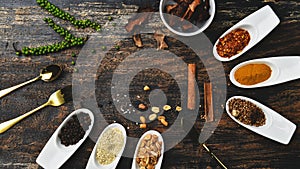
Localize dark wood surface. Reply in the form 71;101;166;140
0;0;299;169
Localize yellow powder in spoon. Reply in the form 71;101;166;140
234;63;272;85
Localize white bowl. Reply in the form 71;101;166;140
159;0;216;36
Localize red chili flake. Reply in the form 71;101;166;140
216;28;251;58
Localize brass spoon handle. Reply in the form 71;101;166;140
0;102;49;134
0;76;41;99
202;144;227;169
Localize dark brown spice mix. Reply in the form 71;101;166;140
58;112;91;146
228;98;266;127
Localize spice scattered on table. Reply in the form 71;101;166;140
149;114;157;121
163;105;171;111
234;63;272;85
140;116;146;124
154;32;168;50
125;8;154;33
175;106;182;112
143;85;151;91
138;103;147;110
157;115;168;127
133;34;143;48
216;28;251;58
136;134;162;169
140;123;147;129
58;112;91;146
125;7;154;48
96;127;125;165
228;98;266;127
151;107;160;114
164;0;210;31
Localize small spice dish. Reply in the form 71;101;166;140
213;5;280;62
230;56;300;88
159;0;216;36
226;96;296;144
131;130;164;169
36;108;94;168
85;123;127;169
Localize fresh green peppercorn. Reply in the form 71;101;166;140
71;52;76;57
36;0;101;31
71;60;75;65
115;45;120;50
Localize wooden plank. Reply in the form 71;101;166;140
0;0;299;168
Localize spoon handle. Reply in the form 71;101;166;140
0;76;41;99
0;102;49;134
202;144;227;169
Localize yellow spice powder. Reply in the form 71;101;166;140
234;63;272;85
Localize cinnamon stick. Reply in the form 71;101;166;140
187;63;196;110
204;82;214;122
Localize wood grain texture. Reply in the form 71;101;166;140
0;0;299;169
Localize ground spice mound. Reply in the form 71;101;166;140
58;112;91;146
216;28;250;58
228;98;266;127
96;127;124;165
234;63;272;85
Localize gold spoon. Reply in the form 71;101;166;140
0;64;62;99
0;85;72;134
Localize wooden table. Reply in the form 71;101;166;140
0;0;299;168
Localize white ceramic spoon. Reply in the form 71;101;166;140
159;0;216;36
213;5;280;62
226;96;296;145
230;56;300;88
36;108;94;169
85;123;127;169
131;130;164;169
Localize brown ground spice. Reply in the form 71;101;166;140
228;98;266;127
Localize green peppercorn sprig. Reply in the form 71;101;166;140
14;17;88;56
36;0;101;31
14;0;101;56
43;18;76;41
14;37;87;56
43;17;87;44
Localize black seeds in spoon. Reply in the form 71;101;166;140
58;112;91;146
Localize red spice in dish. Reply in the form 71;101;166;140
216;28;251;58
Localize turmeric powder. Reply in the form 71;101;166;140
234;63;272;85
